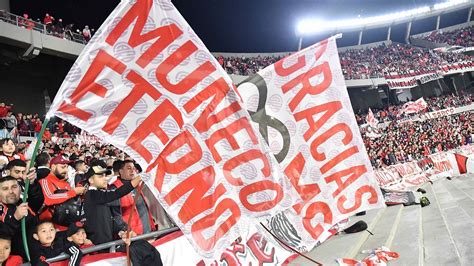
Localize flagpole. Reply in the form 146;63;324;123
21;118;49;262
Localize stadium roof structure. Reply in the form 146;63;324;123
297;0;473;36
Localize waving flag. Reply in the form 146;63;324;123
237;37;384;252
366;108;379;128
47;0;300;260
400;97;428;115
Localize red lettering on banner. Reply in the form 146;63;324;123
337;185;378;214
207;117;258;163
105;0;183;68
310;123;353;161
319;146;359;174
303;201;333;240
102;70;163;134
282;62;333;112
191;198;241;251
284;153;321;213
146;130;202;191
164;166;227;224
126;99;183;163
239;180;283;212
324;165;367;197
219;243;245;266
274;55;305;76
433;160;453;172
184;78;241;133
58;50;126;121
155;41;216;94
294;101;342;141
223;149;270;186
247;233;276;265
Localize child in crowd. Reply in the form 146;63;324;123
66;222;93;249
0;139;25;171
0;234;23;266
31;220;82;266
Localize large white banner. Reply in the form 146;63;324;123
47;0;299;259
384;71;443;90
237;37;385;252
440;61;474;75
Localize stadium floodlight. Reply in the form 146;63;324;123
297;6;430;35
296;0;471;36
434;0;468;10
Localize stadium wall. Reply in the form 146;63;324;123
0;0;9;12
0;71;46;115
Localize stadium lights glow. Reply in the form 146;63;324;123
296;0;470;35
434;0;468;10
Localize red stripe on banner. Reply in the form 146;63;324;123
282;253;301;265
152;230;184;247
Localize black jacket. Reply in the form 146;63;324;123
0;203;39;261
0;180;43;261
30;232;82;266
83;182;134;245
36;167;51;181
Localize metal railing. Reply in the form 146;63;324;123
0;11;87;44
45;227;179;263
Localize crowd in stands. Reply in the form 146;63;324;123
0;87;472;264
363;111;472;168
0;11;93;43
217;55;286;76
216;42;473;79
0;103;81;140
422;26;474;47
354;93;474;125
0;105;165;265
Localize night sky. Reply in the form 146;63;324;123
10;0;470;52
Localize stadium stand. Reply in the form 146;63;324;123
422;25;474;47
0;3;473;265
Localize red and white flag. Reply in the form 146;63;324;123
400;97;428;115
47;0;300;260
366;108;379;128
237;37;385;252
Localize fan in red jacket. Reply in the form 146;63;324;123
0;103;12;118
110;160;155;235
39;156;86;231
0;234;23;266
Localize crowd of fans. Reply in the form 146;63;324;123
354;93;473;125
0;103;80;140
217;54;286;76
0;89;471;264
363;111;472;168
216;42;473;80
0;11;93;43
421;26;474;47
0;105;165;265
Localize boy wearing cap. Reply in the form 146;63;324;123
39;155;86;231
83;165;138;245
31;220;82;266
84;166;162;265
66;222;92;249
